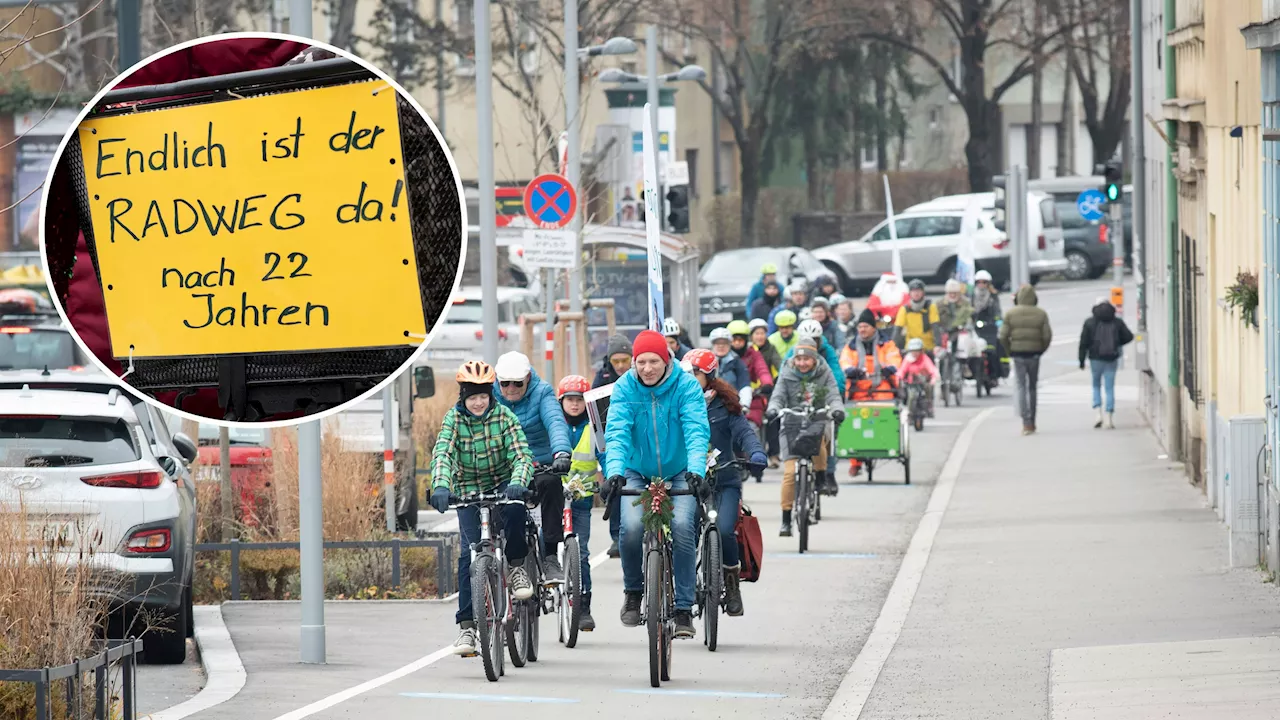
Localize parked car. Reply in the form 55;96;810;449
424;285;542;367
0;370;198;664
814;207;1008;292
195;425;272;526
908;191;1069;285
698;246;829;326
0;317;92;371
1028;177;1132;280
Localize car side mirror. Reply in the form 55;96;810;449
414;366;436;399
171;432;198;464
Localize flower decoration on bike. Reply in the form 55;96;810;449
634;479;675;535
563;471;597;500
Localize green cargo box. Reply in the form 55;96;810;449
835;401;905;459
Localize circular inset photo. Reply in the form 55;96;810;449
39;33;465;424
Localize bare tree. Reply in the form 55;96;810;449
1051;0;1129;165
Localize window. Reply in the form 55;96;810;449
910;216;962;237
928;107;941;130
1054;197;1092;230
1039;198;1061;228
860;143;878;169
0;418;139;468
454;0;476;75
870;219;916;241
685;149;699;197
0;329;77;370
391;8;417;82
950;39;965;100
719;142;735;191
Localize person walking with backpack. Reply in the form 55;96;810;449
1078;298;1134;429
998;285;1052;435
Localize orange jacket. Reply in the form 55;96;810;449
839;336;903;400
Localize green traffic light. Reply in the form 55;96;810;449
1106;183;1120;202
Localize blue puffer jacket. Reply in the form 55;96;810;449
784;336;847;396
716;350;749;392
706;394;764;488
604;365;710;480
493;371;571;464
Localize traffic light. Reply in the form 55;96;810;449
992;175;1007;231
1103;160;1122;202
666;184;690;234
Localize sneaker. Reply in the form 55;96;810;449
620;591;642;627
542;555;565;585
768;456;781;469
723;565;743;617
508;565;533;600
1106;413;1115;429
579;593;596;631
673;610;695;639
451;624;477;656
1022;425;1033;436
1094;408;1104;429
607;540;620;559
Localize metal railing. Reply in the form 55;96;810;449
0;639;143;720
195;537;457;600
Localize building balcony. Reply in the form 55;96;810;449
1163;97;1206;124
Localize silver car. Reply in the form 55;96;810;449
421;286;543;368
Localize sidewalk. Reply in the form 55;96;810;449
856;368;1280;719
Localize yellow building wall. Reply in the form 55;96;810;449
1203;0;1266;418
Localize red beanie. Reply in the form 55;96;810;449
632;330;670;362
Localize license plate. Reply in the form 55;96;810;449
701;313;732;324
427;349;467;360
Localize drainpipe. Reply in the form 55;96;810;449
1165;0;1183;461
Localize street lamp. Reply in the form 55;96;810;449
580;36;638;58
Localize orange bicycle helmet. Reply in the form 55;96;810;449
456;359;496;385
557;374;591;400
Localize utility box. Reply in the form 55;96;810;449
1226;415;1267;568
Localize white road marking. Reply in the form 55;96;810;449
149;606;247;720
822;407;996;720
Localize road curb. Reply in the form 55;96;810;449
147;605;246;720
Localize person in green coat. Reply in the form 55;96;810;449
768;309;800;359
998;285;1053;435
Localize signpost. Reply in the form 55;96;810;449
1076;188;1107;223
642;107;663;332
77;81;425;359
523;173;578;378
523;173;578;230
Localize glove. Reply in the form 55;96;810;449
430;487;450;514
1080;362;1086;370
831;408;846;424
765;407;779;421
845;366;866;381
606;475;625;500
503;483;528;501
748;451;768;479
881;365;897;377
688;473;711;503
550;452;571;474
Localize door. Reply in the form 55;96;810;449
899;214;963;279
857;218;916;281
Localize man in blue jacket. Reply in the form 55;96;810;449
494;352;572;583
604;330;710;639
744;261;778;311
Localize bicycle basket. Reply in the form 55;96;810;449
782;415;826;457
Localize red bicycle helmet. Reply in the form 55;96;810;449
682;348;719;376
557;374;591;399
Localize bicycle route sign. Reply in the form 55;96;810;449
523;173;577;230
1076;189;1107;223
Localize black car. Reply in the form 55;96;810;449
698;247;829;327
1030;178;1133;281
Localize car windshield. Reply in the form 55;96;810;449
197;425;267;445
0;328;77;370
0;417;138;468
445;300;485;324
700;251;779;283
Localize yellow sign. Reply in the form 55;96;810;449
78;81;428;359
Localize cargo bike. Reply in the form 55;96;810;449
834;399;911;485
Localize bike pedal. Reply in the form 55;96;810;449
458;651;477;658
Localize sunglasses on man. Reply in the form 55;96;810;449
500;380;526;388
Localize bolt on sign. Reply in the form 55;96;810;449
76;80;426;359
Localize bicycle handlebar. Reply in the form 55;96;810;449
448;491;529;510
601;483;696;522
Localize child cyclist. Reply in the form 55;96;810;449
681;349;768;616
429;360;535;657
556;375;602;632
899;337;939;418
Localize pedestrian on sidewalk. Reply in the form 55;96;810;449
998;284;1052;435
1078;297;1134;429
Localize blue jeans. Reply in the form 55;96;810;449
620;469;697;610
1091;358;1119;412
455;502;528;625
715;484;742;567
570;496;593;593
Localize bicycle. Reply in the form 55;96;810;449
777;406;831;554
698;456;749;652
447;491;530;682
936;333;965;407
903;375;931;432
558;471;596;649
516;465;565;665
603;476;696;687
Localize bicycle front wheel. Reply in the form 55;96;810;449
561;536;582;648
796;463;810;554
645;549;665;687
702;528;722;652
471;555;501;682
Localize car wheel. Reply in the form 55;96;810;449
936;256;957;283
1064;250;1093;281
143;596;190;665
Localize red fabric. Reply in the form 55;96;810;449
51;38;311;420
740;345;772;426
735;504;764;582
631;330;670;362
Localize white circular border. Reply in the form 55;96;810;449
37;31;469;430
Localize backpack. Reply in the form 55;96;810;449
1092;321;1119;360
736;502;764;582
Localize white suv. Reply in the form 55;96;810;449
0;370;197;664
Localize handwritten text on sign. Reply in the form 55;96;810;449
78;81;427;359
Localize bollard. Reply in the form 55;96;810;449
229;538;241;601
391;539;402;588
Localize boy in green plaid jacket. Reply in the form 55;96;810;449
429;360;536;657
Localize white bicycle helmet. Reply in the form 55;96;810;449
798;307;813;321
974;270;993;282
709;327;733;343
662;317;681;337
786;279;808;295
748;318;769;333
945;279;962;293
494;351;532;381
905;338;925;352
797;319;823;338
829;293;847;306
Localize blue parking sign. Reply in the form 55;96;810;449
1076;189;1107;222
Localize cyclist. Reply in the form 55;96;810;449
867;272;909;328
765;341;845;537
783;318;844;495
767;280;809;333
744;262;779;311
594;333;633;388
557;375;601;631
900;337;939;417
768;309;801;360
429;360;534;657
708;327;750;408
971;270;1006;381
604;329;710;639
839;309;903;477
808;298;839;348
937;279;974;337
727;319;774;433
663;317;693;361
812;274;840;302
493;351;572;583
750;279;783;321
750;318;784;466
830;294;854;349
893;279;942;358
681;349;767;616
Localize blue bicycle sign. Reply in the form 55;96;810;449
1076;189;1107;223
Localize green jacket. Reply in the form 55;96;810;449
998;285;1053;355
431;402;533;496
937;297;974;330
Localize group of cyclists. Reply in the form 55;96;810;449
428;264;1010;659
